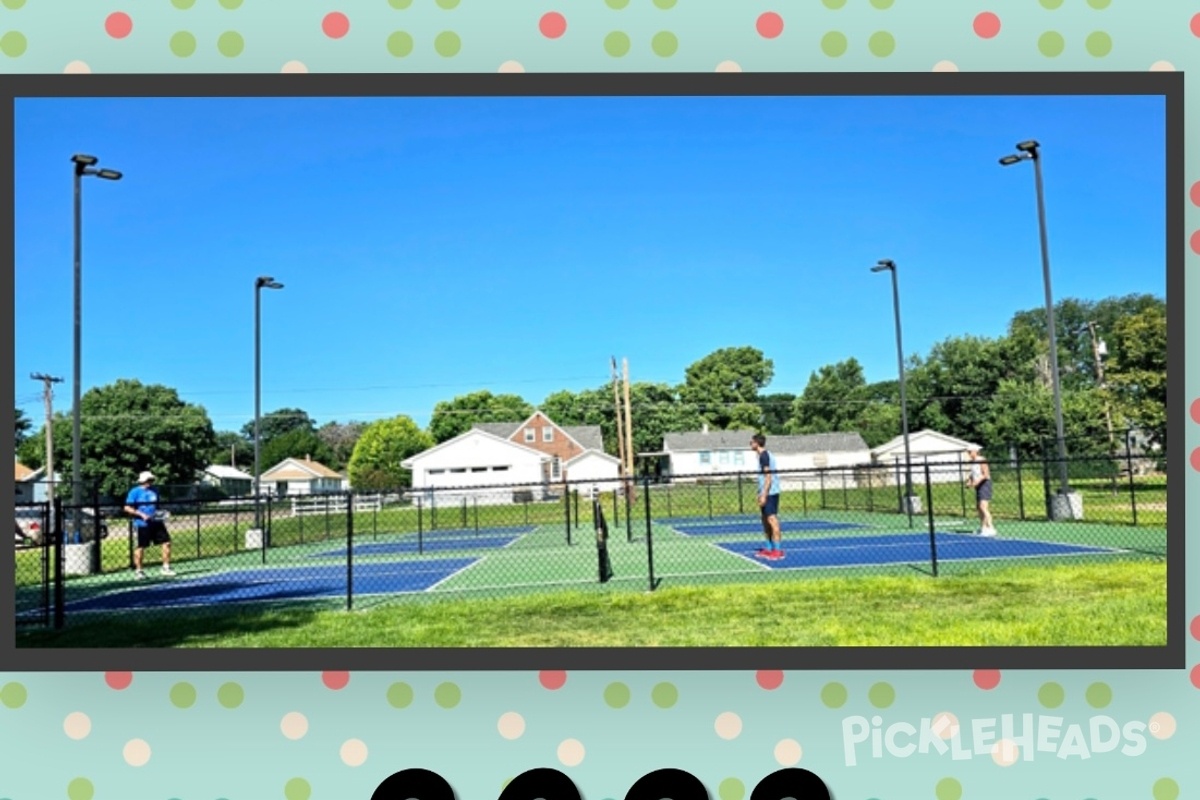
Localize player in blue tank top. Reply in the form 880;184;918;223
750;433;783;560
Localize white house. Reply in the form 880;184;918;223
564;449;623;490
871;429;982;485
200;464;254;496
14;460;58;503
259;456;344;497
660;428;872;489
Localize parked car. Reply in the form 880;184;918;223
14;507;109;546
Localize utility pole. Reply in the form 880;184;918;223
622;358;635;501
31;373;64;528
1086;321;1118;494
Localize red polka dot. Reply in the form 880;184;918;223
105;671;133;690
539;670;567;690
1191;614;1200;641
1191;664;1200;689
539;12;567;39
105;12;133;39
973;12;1001;39
1191;399;1200;424
1190;181;1200;207
1192;230;1200;256
1190;448;1200;472
322;671;350;690
1191;13;1200;38
756;12;784;39
756;670;784;690
973;669;1001;690
322;12;350;39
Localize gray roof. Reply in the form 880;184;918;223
472;421;605;452
663;430;869;454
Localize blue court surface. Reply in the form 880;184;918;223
715;532;1117;569
63;558;479;612
310;533;521;558
671;519;869;536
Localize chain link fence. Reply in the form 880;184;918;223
13;443;1166;646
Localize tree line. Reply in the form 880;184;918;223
14;293;1165;499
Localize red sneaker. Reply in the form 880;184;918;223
765;550;784;560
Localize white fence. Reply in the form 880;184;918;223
290;493;383;517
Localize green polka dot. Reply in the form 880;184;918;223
1038;31;1065;57
0;683;27;709
170;31;196;57
822;0;847;8
389;0;413;7
1087;0;1110;7
436;0;459;7
935;778;962;800
284;778;311;800
434;31;460;57
868;31;894;57
217;31;243;57
1085;31;1111;57
604;31;630;57
1;0;25;8
1039;0;1063;8
170;0;194;8
169;682;196;709
604;682;631;708
870;0;893;7
821;31;847;57
651;682;678;708
434;682;461;708
0;32;27;58
387;682;414;708
606;0;629;7
387;31;413;57
868;682;895;708
67;778;94;800
1153;778;1180;800
718;778;744;800
217;682;244;709
1038;682;1065;708
218;0;242;8
1085;682;1112;708
653;0;676;7
821;682;848;708
651;31;677;57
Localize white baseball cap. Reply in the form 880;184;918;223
137;471;156;483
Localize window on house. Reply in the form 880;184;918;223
450;468;467;473
551;457;562;479
814;453;829;468
734;451;744;465
493;466;510;472
524;428;535;442
429;469;446;475
543;427;553;442
718;451;730;465
699;452;711;465
471;467;487;472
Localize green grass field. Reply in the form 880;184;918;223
14;472;1168;649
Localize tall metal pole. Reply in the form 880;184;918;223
889;266;914;527
1030;150;1070;497
72;167;83;525
254;282;262;530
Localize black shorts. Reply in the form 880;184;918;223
761;493;780;518
975;480;993;502
136;519;171;549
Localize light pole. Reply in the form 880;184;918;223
254;276;284;532
70;154;121;542
871;259;914;527
1000;140;1072;510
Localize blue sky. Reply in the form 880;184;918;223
13;93;1165;434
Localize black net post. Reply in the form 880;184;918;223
924;462;939;578
346;491;354;611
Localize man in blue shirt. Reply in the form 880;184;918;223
123;470;175;580
750;434;783;560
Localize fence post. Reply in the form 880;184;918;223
346;491;354;611
1014;445;1025;521
573;489;579;527
564;482;572;546
706;483;713;519
474;496;479;533
417;495;424;554
644;476;656;592
738;473;744;514
666;484;672;518
1126;429;1138;526
195;499;202;560
958;452;967;518
53;497;65;629
842;466;849;510
820;469;827;510
1041;439;1052;520
612;489;619;526
325;493;331;540
92;487;103;574
867;468;874;512
924;463;939;578
625;481;633;542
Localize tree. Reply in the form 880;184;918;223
427;391;534;444
208;431;254;471
317;420;368;471
758;393;795;435
788;358;869;435
679;346;774;430
240;407;317;444
1105;304;1167;440
259;428;336;473
15;407;32;448
44;379;218;500
347;415;434;490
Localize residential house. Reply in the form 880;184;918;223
871;429;982;485
258;455;344;497
660;427;872;489
199;464;255;497
14;460;58;504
